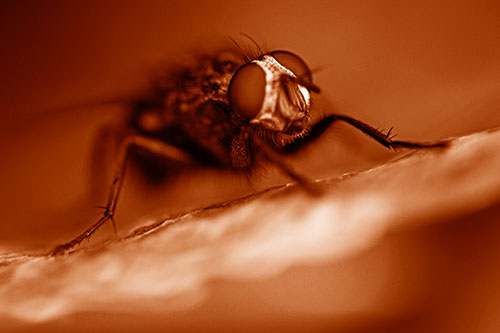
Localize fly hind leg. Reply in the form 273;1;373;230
50;133;195;255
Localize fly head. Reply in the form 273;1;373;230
228;50;320;146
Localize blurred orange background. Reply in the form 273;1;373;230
2;0;500;133
1;1;500;331
2;0;500;248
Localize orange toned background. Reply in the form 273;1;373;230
2;0;500;133
2;0;500;249
1;1;500;331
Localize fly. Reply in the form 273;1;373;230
50;40;447;255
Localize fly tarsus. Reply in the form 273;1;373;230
388;139;449;150
49;209;115;256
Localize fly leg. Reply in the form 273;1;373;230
283;114;449;154
50;133;195;255
254;136;322;195
332;114;449;150
270;113;448;193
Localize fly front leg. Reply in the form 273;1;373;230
283;113;449;154
50;133;195;255
332;114;449;150
270;113;449;194
253;136;323;195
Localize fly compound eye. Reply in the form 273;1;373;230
269;50;319;92
228;63;266;119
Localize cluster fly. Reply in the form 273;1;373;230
50;38;447;255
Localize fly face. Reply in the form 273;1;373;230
228;51;320;146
